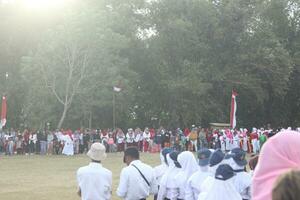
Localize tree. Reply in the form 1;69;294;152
22;2;131;129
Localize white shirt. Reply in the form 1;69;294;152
143;132;151;142
134;134;142;142
126;133;134;143
233;171;252;199
77;162;112;200
157;155;181;200
186;169;212;200
117;160;158;200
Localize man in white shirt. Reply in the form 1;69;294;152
77;143;112;200
117;147;158;200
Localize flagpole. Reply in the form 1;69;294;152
113;91;116;130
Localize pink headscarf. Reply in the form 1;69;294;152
252;131;300;200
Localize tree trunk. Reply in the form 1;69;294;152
57;104;68;129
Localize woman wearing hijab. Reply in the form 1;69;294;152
157;151;182;200
252;130;300;200
175;151;199;199
198;164;242;200
154;148;173;200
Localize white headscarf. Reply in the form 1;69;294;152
160;154;181;188
177;151;199;178
154;151;169;184
198;178;242;200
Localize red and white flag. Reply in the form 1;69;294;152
1;96;7;128
230;90;238;129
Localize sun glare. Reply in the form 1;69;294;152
23;0;66;10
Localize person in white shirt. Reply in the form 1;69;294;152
198;164;242;200
175;151;199;199
62;133;74;156
186;148;212;200
157;151;182;200
200;149;225;194
224;148;252;200
76;143;112;200
126;129;135;148
29;132;37;155
154;148;173;200
117;147;158;200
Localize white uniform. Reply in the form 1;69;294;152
232;135;240;149
62;135;74;156
227;158;252;199
77;162;112;200
157;155;181;200
154;152;168;185
117;160;158;200
186;166;212;200
175;151;199;199
225;136;231;151
220;136;226;152
126;133;134;144
242;137;248;152
198;178;242;200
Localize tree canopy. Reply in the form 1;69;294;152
0;0;299;129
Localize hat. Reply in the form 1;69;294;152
87;143;107;161
215;164;235;181
209;149;225;167
225;148;247;166
197;148;212;166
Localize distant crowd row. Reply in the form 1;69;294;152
0;126;297;156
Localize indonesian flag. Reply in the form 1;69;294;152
1;96;7;128
230;90;238;129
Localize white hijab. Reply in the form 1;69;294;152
160;154;181;188
177;151;199;178
198;178;242;200
154;151;169;182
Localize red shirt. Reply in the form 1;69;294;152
250;132;259;140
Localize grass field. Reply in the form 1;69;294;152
0;153;161;200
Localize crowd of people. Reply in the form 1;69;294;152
76;129;300;200
0;125;297;156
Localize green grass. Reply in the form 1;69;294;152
0;153;161;200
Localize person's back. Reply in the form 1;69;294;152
77;163;112;200
117;147;158;200
186;149;212;200
157;151;182;200
225;148;251;199
76;143;112;200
